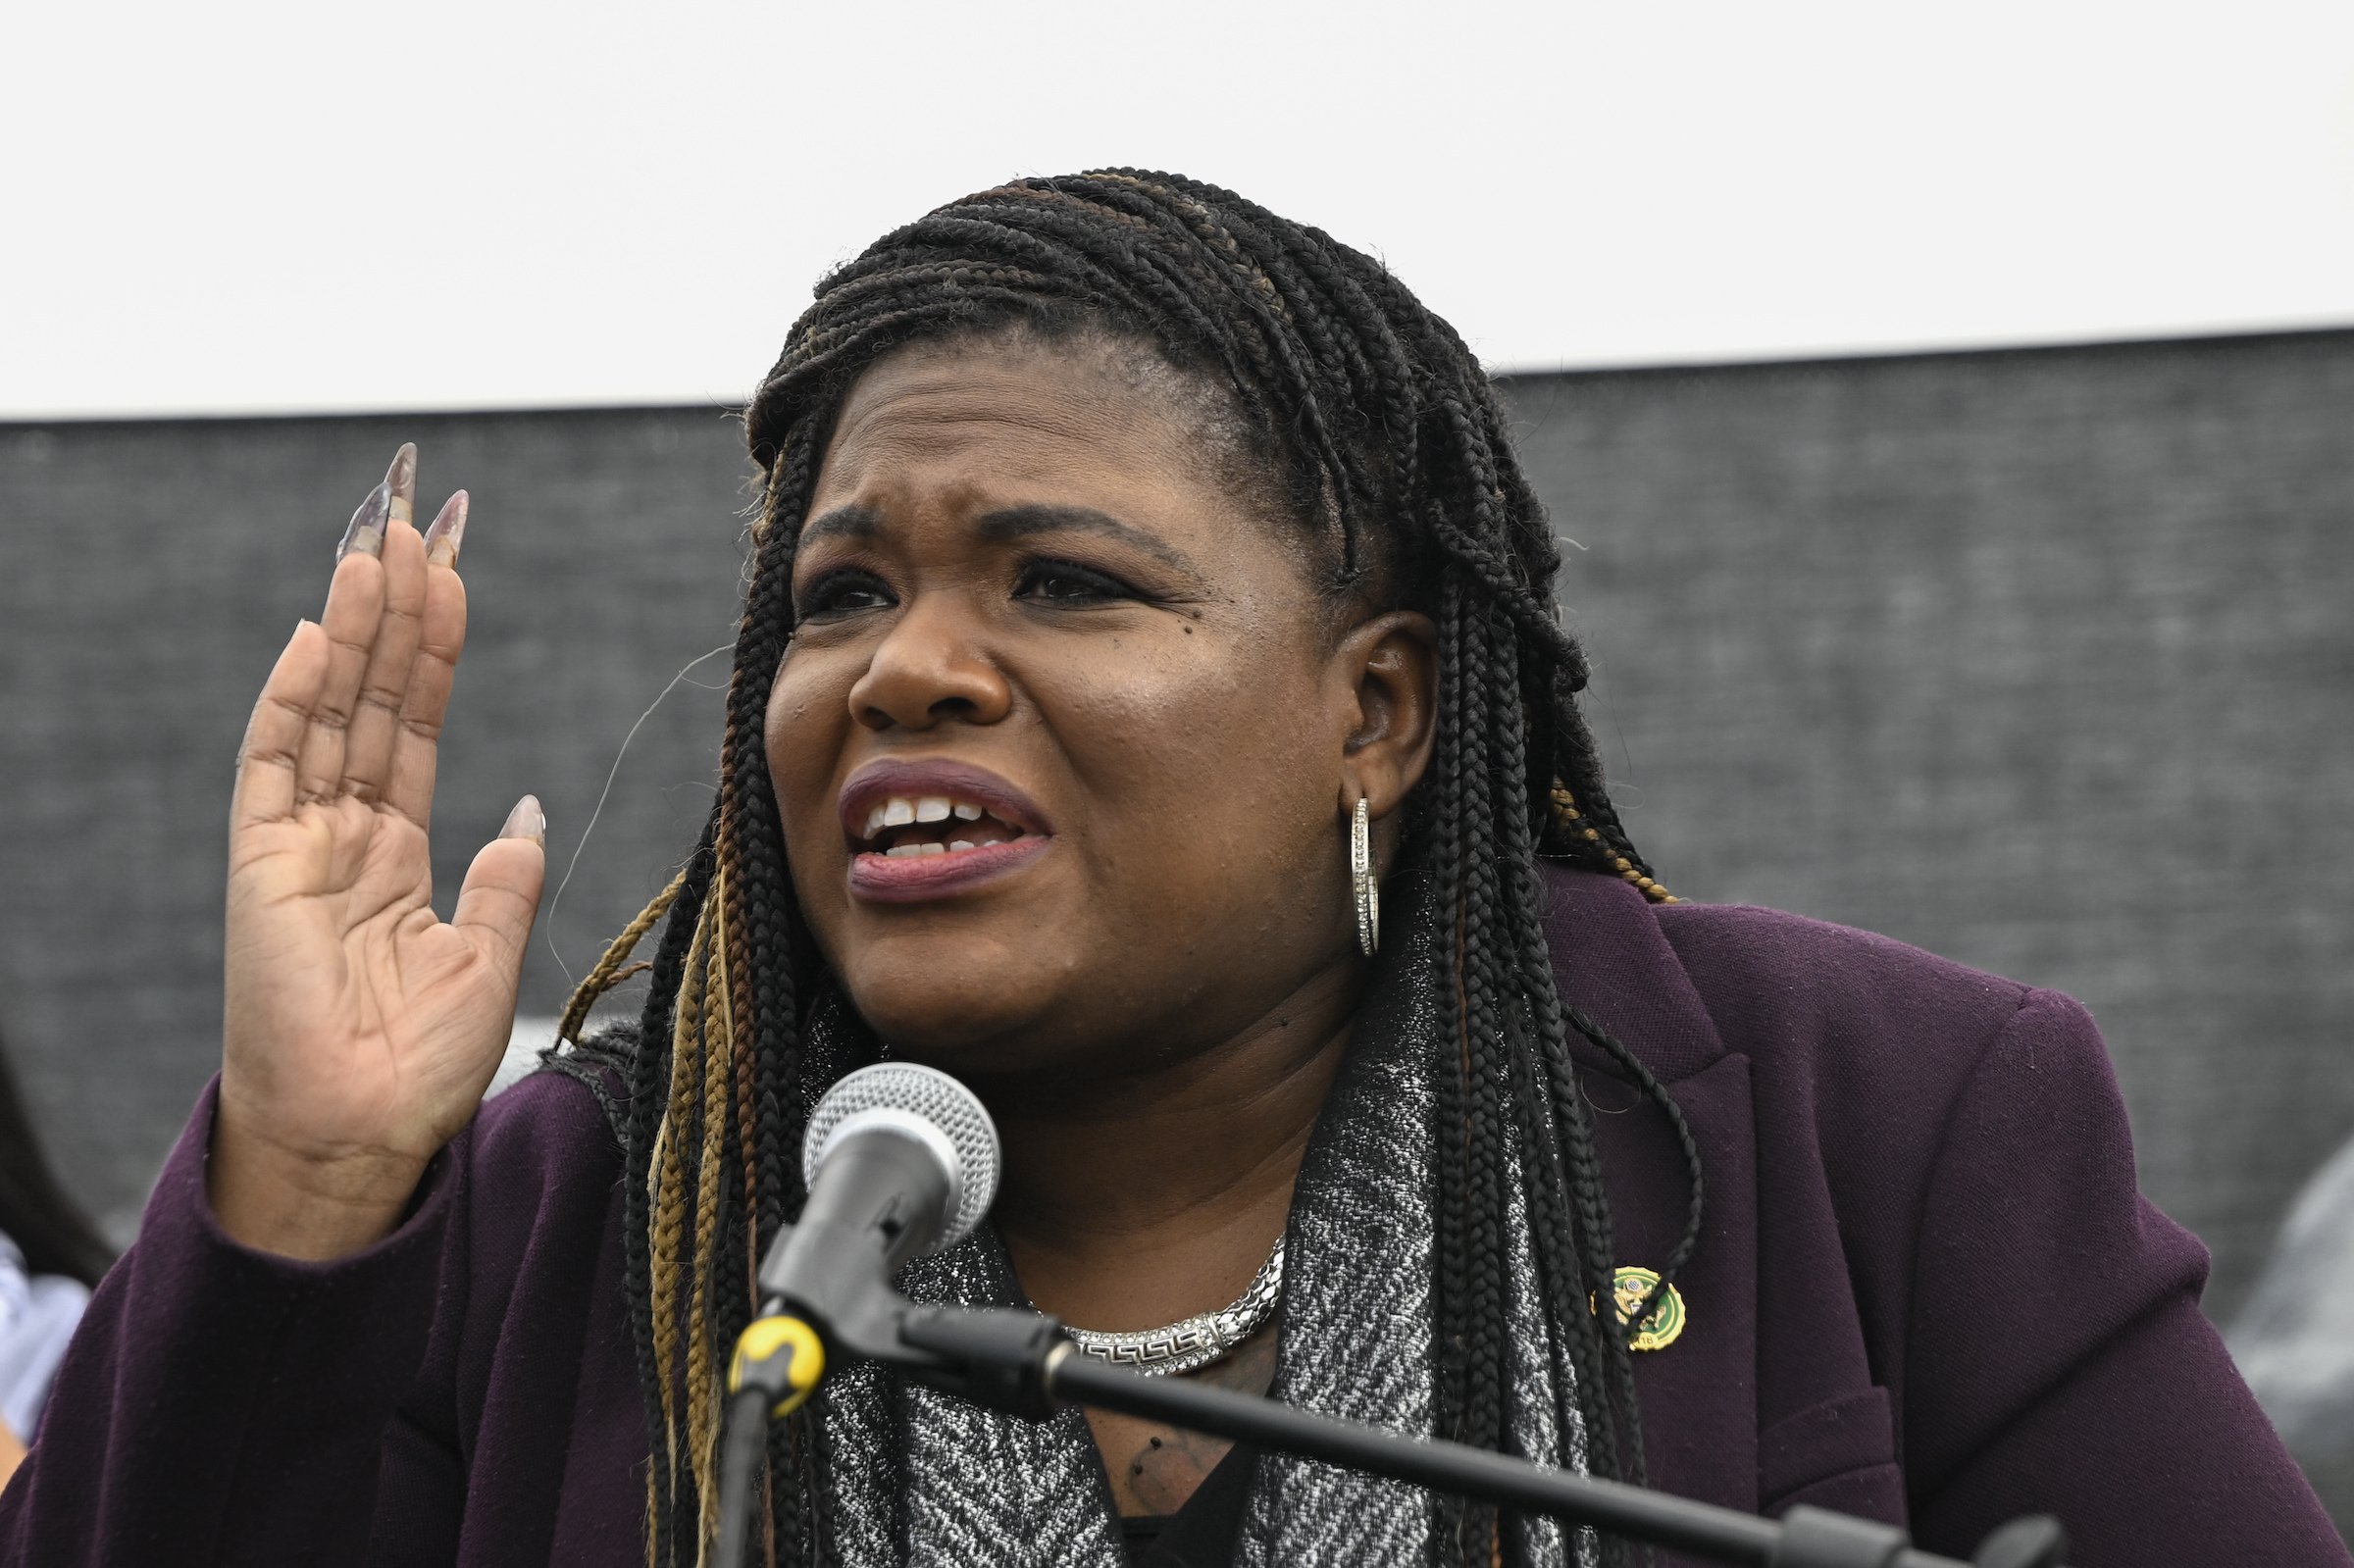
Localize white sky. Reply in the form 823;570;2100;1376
5;0;2351;419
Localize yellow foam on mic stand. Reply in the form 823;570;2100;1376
729;1315;826;1419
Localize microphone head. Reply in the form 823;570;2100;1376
802;1062;1001;1251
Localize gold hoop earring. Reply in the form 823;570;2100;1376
1352;796;1379;958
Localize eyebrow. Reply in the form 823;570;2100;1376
972;504;1194;575
798;503;883;547
797;501;1197;577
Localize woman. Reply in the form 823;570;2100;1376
0;1034;113;1491
0;172;2340;1566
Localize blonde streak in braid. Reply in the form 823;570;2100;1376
716;837;764;1315
686;865;738;1558
730;932;757;1308
556;867;695;1557
731;972;761;1316
1546;783;1679;905
681;932;726;1568
558;868;689;1044
649;901;714;1516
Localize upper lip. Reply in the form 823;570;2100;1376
836;758;1052;848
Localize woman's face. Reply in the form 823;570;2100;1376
764;335;1407;1081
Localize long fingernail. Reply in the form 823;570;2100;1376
500;793;546;844
338;482;390;561
425;490;470;569
384;442;418;527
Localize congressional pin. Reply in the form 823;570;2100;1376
1591;1265;1687;1351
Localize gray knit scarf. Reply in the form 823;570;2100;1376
803;877;1593;1566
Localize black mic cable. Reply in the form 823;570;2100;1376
715;1318;824;1568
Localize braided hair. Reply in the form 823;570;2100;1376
565;171;1704;1568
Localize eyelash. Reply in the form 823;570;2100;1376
794;569;894;621
792;557;1147;621
1012;557;1138;605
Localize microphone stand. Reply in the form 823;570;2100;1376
722;1297;2071;1568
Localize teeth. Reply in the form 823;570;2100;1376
948;840;976;852
858;794;1011;846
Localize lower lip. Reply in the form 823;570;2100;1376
846;835;1052;903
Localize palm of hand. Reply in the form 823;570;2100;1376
216;448;543;1254
229;800;510;1164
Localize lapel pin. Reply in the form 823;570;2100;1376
1592;1265;1687;1351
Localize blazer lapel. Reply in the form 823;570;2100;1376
1540;866;1762;1535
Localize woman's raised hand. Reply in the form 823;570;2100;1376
213;445;545;1261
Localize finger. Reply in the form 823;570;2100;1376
231;621;332;834
291;545;385;803
292;447;407;802
384;492;472;831
337;516;430;804
452;796;548;984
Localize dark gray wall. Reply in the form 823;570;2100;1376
3;331;2349;1342
1497;331;2354;1331
0;409;756;1240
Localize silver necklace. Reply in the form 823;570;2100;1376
1059;1238;1286;1377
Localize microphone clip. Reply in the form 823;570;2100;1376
895;1304;1069;1423
741;1207;1066;1425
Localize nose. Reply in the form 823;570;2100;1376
846;594;1013;732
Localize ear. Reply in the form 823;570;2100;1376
1329;609;1439;827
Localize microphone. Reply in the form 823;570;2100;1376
715;1066;2067;1568
715;1063;1002;1568
760;1060;1001;1350
725;1062;1000;1430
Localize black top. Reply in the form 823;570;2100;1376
1122;1444;1256;1566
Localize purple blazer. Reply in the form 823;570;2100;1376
3;867;2343;1565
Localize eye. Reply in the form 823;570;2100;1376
1014;558;1138;605
795;568;896;621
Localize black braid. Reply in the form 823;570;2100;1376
611;171;1701;1566
1425;576;1479;1557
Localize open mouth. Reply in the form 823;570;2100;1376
837;762;1052;902
851;793;1032;859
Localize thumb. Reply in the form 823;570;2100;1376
452;794;548;981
